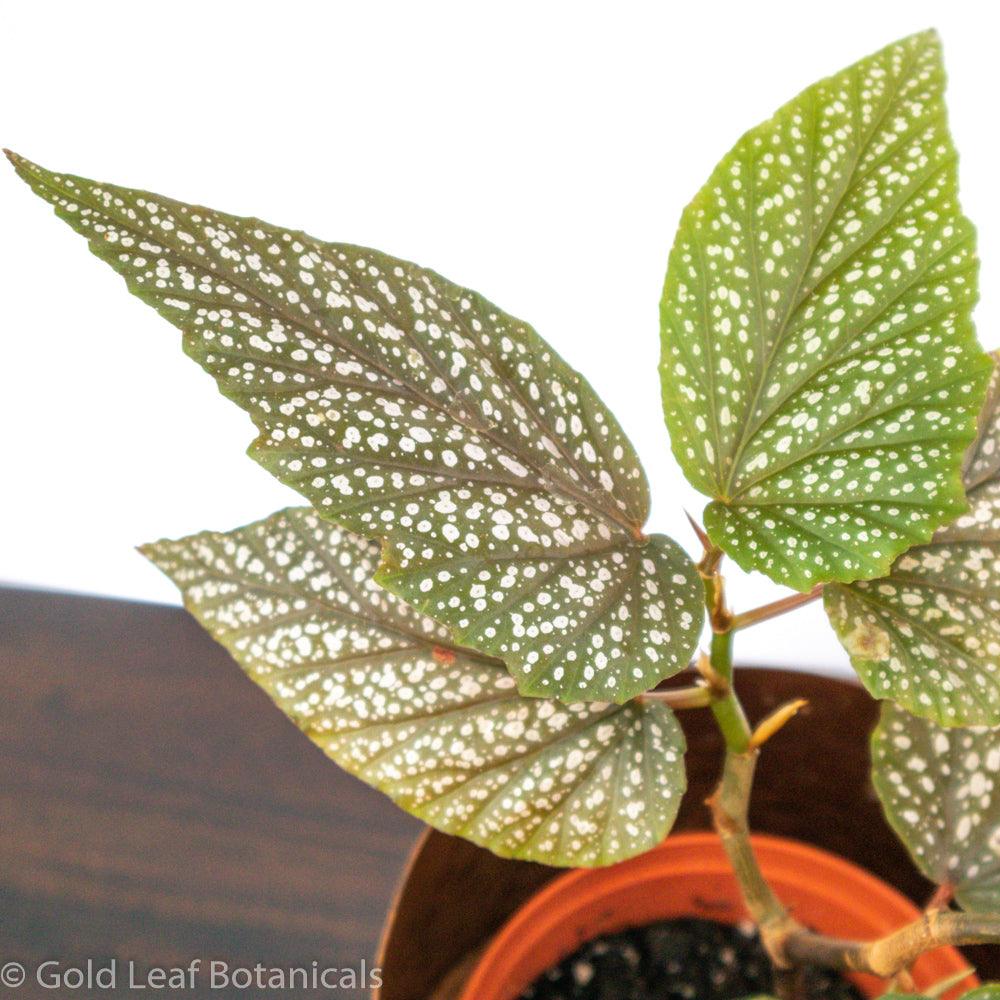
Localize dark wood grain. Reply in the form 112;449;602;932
6;589;999;1000
0;586;420;999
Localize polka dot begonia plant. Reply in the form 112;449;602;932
10;28;1000;987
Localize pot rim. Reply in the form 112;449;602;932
374;826;429;992
459;831;977;1000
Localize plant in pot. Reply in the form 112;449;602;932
8;27;1000;1000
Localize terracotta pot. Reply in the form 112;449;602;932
375;670;1000;999
458;832;975;1000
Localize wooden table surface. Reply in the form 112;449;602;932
0;586;421;999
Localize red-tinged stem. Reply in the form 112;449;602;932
926;882;955;912
731;585;823;631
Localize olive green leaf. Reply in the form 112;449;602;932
6;151;703;705
877;966;979;1000
141;508;686;866
660;30;990;591
826;353;1000;725
880;991;998;1000
872;701;1000;910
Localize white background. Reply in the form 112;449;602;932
2;0;996;674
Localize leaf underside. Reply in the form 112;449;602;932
142;508;686;866
872;701;1000;911
660;30;989;591
7;151;703;704
827;353;1000;725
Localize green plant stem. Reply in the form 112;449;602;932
707;726;1000;978
693;532;1000;985
699;548;752;753
697;541;797;982
707;628;752;753
782;910;1000;978
708;751;791;934
644;684;714;709
698;542;793;962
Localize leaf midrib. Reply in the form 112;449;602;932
350;260;628;526
720;41;926;498
542;546;642;696
733;359;980;496
420;704;631;831
26;160;641;538
432;281;641;526
729;150;961;498
728;222;974;483
149;532;502;669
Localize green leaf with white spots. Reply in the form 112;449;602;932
7;151;703;705
659;31;990;591
872;701;1000;910
141;507;687;867
826;354;1000;725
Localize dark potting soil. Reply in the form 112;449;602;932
518;917;865;1000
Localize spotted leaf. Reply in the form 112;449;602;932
7;151;703;705
141;508;686;866
659;31;990;591
826;354;1000;725
872;702;1000;911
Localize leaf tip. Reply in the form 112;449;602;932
136;540;172;576
4;148;29;179
4;148;39;176
893;27;942;58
